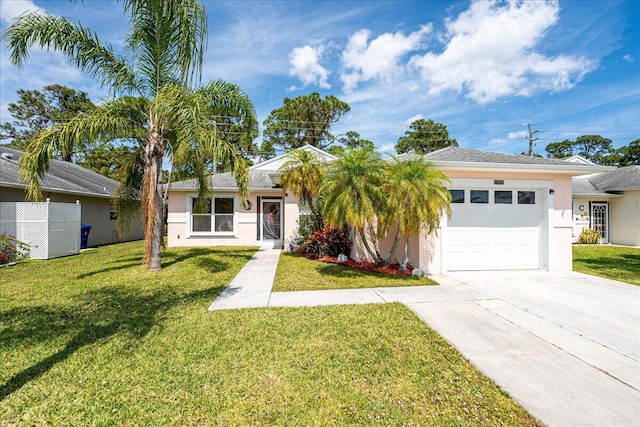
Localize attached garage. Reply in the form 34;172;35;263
373;147;614;274
445;187;541;271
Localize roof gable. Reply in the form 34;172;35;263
564;155;597;165
250;144;336;172
0;145;118;198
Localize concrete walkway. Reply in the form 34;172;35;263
208;251;640;426
207;248;281;310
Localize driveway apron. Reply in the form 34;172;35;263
410;270;640;427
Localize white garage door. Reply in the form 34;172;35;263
446;189;540;271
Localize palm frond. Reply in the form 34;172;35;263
18;99;146;201
2;12;137;93
155;83;254;202
125;0;207;92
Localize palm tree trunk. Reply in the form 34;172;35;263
357;228;379;264
384;228;401;266
404;237;410;266
308;200;323;231
144;121;165;271
366;224;384;266
148;151;164;270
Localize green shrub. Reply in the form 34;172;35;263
0;233;30;265
578;227;601;244
297;215;315;241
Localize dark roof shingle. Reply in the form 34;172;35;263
169;169;278;191
400;146;595;166
0;146;117;198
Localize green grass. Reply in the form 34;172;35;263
573;245;640;286
272;252;438;292
1;241;541;426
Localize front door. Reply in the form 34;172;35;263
261;199;283;248
591;202;608;243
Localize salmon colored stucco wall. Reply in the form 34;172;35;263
167;190;299;248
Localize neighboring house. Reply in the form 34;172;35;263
572;166;640;246
0;145;143;246
167;145;609;274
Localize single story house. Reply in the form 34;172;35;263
572;165;640;246
0;145;143;246
167;144;611;273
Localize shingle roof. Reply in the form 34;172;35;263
572;175;606;196
168;169;278;191
399;146;594;166
0;145;117;198
587;166;640;191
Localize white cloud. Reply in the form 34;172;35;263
0;0;43;23
508;130;527;139
623;54;634;63
378;142;396;153
411;0;595;104
340;25;431;92
405;114;424;125
288;44;330;89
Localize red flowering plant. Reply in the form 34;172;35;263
304;227;351;259
0;233;30;265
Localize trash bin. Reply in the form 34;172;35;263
80;224;92;249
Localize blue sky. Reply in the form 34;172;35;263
1;0;638;156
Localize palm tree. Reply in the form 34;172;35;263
321;146;386;265
381;157;451;265
2;0;256;270
278;150;325;231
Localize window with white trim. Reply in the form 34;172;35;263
190;196;235;234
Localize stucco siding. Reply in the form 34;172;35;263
167;190;299;248
609;190;640;246
572;196;593;242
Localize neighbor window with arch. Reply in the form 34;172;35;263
190;196;235;234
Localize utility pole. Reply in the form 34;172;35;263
522;123;543;156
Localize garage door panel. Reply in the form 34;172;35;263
445;187;541;271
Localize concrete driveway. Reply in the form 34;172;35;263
408;270;640;427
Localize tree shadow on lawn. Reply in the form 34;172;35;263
75;247;256;279
574;254;640;270
0;283;224;402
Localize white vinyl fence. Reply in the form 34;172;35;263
0;200;81;259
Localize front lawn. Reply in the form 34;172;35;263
272;252;438;292
1;242;540;425
573;245;640;286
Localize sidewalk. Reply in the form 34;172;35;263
208;250;479;310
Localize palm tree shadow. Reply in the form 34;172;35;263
0;284;223;402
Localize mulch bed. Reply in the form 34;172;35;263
315;256;414;276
